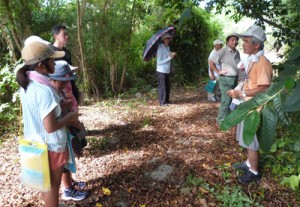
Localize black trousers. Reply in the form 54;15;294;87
157;72;170;105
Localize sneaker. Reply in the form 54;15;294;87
62;188;89;201
72;180;86;188
232;162;249;172
238;170;261;184
208;97;217;102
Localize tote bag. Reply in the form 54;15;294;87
205;80;217;93
18;139;51;192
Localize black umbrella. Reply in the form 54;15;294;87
143;26;175;61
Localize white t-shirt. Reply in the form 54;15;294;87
156;44;172;74
208;49;221;77
20;80;67;152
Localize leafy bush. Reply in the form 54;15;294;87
217;186;263;207
0;61;21;135
262;120;300;190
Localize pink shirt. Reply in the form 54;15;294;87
64;81;78;112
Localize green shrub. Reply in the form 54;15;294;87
0;61;21;136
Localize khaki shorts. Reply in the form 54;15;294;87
236;121;259;150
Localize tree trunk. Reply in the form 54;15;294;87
119;0;136;92
110;63;116;93
1;27;17;61
0;0;23;58
76;0;88;93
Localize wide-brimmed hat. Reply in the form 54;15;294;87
161;33;172;41
238;25;266;42
213;39;223;45
22;41;65;65
49;60;77;81
226;33;239;42
24;35;50;46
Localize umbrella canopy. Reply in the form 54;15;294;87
143;26;175;62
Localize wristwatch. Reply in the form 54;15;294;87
242;90;246;98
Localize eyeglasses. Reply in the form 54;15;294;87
59;32;69;37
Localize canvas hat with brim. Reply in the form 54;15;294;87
22;41;65;65
213;39;223;45
238;25;266;42
226;33;239;42
24;35;50;46
161;33;172;41
49;60;77;81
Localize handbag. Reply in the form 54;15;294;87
18;138;51;192
205;80;217;93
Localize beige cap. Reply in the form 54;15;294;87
22;42;65;65
161;33;172;41
24;35;50;46
213;39;223;45
226;33;239;42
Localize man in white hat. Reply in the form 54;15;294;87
210;33;241;127
227;25;273;184
207;39;223;102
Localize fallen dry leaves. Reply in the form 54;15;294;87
0;86;299;207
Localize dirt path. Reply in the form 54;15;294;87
0;87;298;206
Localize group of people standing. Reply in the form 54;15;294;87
207;25;273;184
17;25;88;206
154;25;273;185
17;24;273;206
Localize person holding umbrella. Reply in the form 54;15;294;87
156;33;176;106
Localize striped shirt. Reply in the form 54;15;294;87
20;80;67;152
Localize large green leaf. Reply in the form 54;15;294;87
243;111;260;146
257;105;278;152
220;108;251;131
251;82;285;106
284;85;300;112
252;93;271;106
285;78;296;90
178;7;192;29
266;82;285;96
235;99;257;110
280;63;299;81
273;93;290;125
288;45;300;60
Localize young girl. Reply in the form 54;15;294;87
16;41;78;206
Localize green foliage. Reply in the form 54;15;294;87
281;175;300;190
186;174;204;186
172;7;221;81
0;61;21;135
257;105;278;152
217;186;262;207
206;0;300;48
185;174;263;206
264;121;300;190
284;85;300;112
243;111;260;146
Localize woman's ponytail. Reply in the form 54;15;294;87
16;65;31;90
